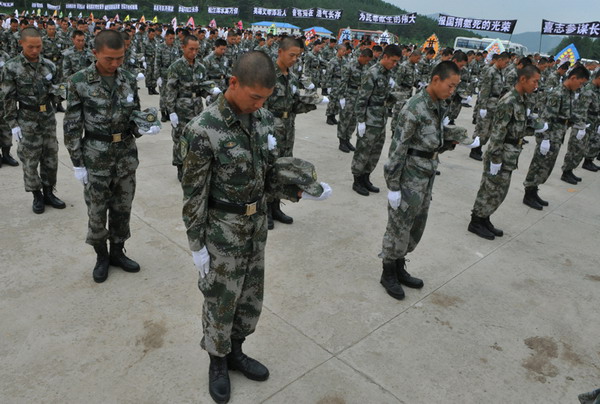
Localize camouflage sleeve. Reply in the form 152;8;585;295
541;88;560;140
62;54;71;78
164;64;178;114
355;69;375;124
478;69;492;107
572;87;593;129
1;63;17;129
181;124;213;252
338;63;350;98
487;99;512;165
153;48;161;80
63;77;85;167
384;108;418;191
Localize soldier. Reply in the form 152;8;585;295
154;29;181;122
320;38;336;64
165;35;221;181
445;51;470;126
337;48;373;153
62;30;95;79
2;27;65;213
379;61;474;300
351;44;402;197
203;38;229;102
468;65;542;240
302;39;323;94
560;71;600;179
0;18;18;54
324;44;347;125
522;65;590;209
417;47;435;86
390;50;421;131
0;49;19;168
57;18;73;48
143;28;159;94
7;19;29;57
63;30;160;283
470;52;510;161
42;21;66;112
545;62;569;90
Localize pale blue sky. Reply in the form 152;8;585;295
386;0;599;34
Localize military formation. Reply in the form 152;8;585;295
2;12;600;404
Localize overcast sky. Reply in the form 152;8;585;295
386;0;599;34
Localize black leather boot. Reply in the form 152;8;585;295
582;159;599;172
322;87;328;95
160;110;169;122
1;147;19;166
177;165;183;182
380;261;405;300
208;355;230;404
561;170;578;185
533;187;549;206
148;87;159;95
55;101;66;113
346;140;355;152
352;175;369;196
339;139;350;153
266;202;274;230
271;199;293;224
109;243;140;272
32;190;45;214
396;258;424;288
484;216;503;237
93;243;110;283
468;214;496;240
43;186;66;209
326;115;337;125
362;174;380;193
571;170;582;182
523;187;543;210
227;338;269;381
469;146;483;161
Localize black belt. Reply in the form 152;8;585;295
209;74;226;80
551;118;569;125
368;101;386;107
348;84;359;89
85;131;131;143
208;197;261;216
19;102;52;112
271;111;291;119
407;148;438;159
504;138;523;146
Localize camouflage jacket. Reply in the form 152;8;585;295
143;37;158;60
325;56;344;94
486;88;528;169
62;47;95;79
254;44;277;62
572;81;600;128
63;64;141;176
355;62;394;127
57;28;73;49
154;42;181;80
42;35;64;64
1;53;59;129
224;43;240;66
478;65;505;110
456;65;471;99
504;64;518;88
180;94;275;251
203;51;230;88
394;60;418;95
6;30;20;57
417;57;432;84
122;46;140;74
264;63;315;117
339;58;367;98
320;45;336;64
545;71;562;91
541;83;576;139
302;50;322;80
165;57;215;121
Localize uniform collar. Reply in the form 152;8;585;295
218;94;260;129
85;64;126;85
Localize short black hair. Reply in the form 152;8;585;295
518;57;532;67
20;26;41;40
232;51;275;89
558;62;570;71
279;37;302;51
567;65;590;80
182;34;198;46
383;44;402;58
517;65;541;79
498;52;510;60
431;60;460;81
72;29;85;38
214;38;227;48
94;29;124;52
452;51;467;63
120;31;130;41
165;29;175;36
360;48;374;58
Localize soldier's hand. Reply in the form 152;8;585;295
73;167;88;185
489;162;502;176
210;87;222;96
576;129;586;140
157;77;163;87
389;78;395;88
301;182;332;201
597;125;600;135
321;96;329;104
387;190;402;210
357;122;366;137
306;82;315;90
170;113;179;127
136;72;145;81
465;136;481;149
442;117;450;126
479;109;487;119
140;126;160;135
192;247;210;278
11;127;22;143
464;95;472;105
535;122;548;133
142;61;147;69
267;134;277;150
540;139;550;156
339;98;346;109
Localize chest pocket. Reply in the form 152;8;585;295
215;146;252;186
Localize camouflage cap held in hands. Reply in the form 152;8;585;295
269;157;324;197
130;107;161;132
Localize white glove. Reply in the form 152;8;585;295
479;109;487;119
136;73;145;81
535;122;549;133
11;127;22;142
327;88;332;94
357;122;366;137
267;134;277;150
157;77;163;87
139;126;160;135
389;78;396;88
339;98;346;109
142;61;147;69
321;69;326;75
464;95;472;104
130;58;135;64
170;112;179;127
442;117;450;126
73;166;88;185
306;83;315;90
531;112;539;119
321;96;329;104
45;73;52;81
211;87;222;95
597;125;600;135
192;247;210;278
387;190;402;210
205;96;211;104
576;129;586;140
291;85;297;94
301;182;332;201
489;162;502;176
540;139;550;156
418;81;426;89
465;136;481;149
526;108;531;117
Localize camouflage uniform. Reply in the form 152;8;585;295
180;94;275;357
7;30;20;57
468;58;481;94
143;36;158;89
62;46;95;79
203;51;229;93
352;63;394;177
545;70;562;91
562;81;600;171
324;55;344;118
63;64;142;246
165;57;215;167
472;89;528;218
122;45;141;75
302;49;322;93
154;42;181;112
42;34;64;82
390;60;418;130
1;53;59;191
337;58;367;143
523;84;575;188
0;51;12;148
447;65;471;121
417;57;433;85
474;64;506;145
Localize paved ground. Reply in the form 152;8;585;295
1;91;599;404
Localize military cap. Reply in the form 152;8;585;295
267;157;324;200
48;83;67;99
298;92;323;105
443;125;472;145
130;107;161;132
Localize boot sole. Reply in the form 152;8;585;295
109;259;141;272
352;185;369;196
399;279;424;289
523;200;543;210
228;365;270;381
468;225;495;240
560;176;578;185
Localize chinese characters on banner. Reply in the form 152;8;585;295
207;6;238;15
541;19;600;37
438;14;517;34
291;7;343;20
252;7;287;18
358;11;416;25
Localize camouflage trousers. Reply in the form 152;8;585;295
472;167;513;218
158;79;168;112
145;60;157;88
474;100;498;144
0;112;11;148
585;119;600;159
273;115;296;157
199;209;267;357
446;94;463;121
524;127;566;188
390;91;412;132
337;96;359;141
171;119;191;166
562;127;590;172
325;86;341;117
351;124;387;176
379;171;435;261
83;171;136;246
16;112;58;192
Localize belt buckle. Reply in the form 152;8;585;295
432;151;439;159
39;104;47;112
112;133;122;142
517;139;523;146
245;202;257;216
282;111;289;119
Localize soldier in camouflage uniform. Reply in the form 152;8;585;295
1;27;65;213
523;65;590;209
468;65;542;240
470;52;510;161
63;30;160;283
417;48;435;86
379;61;472;300
445;52;470;125
43;22;66;112
0;19;18;55
561;71;600;176
165;35;220;181
154;29;181;121
7;19;28;57
143;28;159;94
390;50;421;131
302;40;324;95
0;49;19;168
62;30;95;79
324;44;346;125
203;38;229;105
351;44;402;197
545;62;568;91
